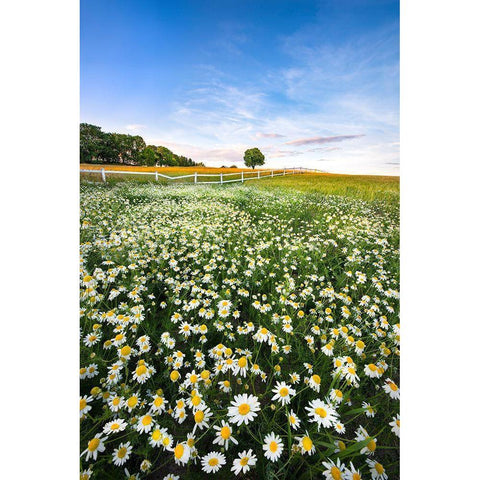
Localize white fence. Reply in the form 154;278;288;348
80;167;322;184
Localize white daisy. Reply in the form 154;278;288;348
295;433;316;456
212;420;238;450
262;432;284;462
305;399;339;429
322;457;346;480
227;394;260;426
103;418;128;435
201;451;226;474
173;442;191;465
112;441;132;466
231;449;257;476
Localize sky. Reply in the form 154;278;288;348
81;0;399;175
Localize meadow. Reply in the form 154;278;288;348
80;175;399;480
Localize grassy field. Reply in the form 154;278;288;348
80;178;399;480
80;164;399;203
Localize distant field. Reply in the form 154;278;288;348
80;164;399;202
80;164;268;174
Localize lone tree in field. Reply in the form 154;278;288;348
244;148;265;170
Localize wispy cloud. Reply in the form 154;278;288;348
285;134;365;146
256;132;285;139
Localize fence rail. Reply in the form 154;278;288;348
80;167;322;185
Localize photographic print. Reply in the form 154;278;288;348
80;1;399;479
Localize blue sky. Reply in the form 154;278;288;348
81;0;399;174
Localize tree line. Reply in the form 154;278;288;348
80;123;204;167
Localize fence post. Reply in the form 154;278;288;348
155;171;158;182
258;170;260;179
241;171;244;183
271;170;273;177
284;168;286;176
194;172;197;184
101;168;106;182
220;173;223;185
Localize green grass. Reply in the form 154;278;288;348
81;172;399;203
254;174;399;203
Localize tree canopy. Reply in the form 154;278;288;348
80;123;203;167
243;148;265;169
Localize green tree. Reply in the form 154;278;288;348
139;145;159;166
80;123;105;163
243;148;265;169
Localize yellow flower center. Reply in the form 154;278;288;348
174;444;184;459
110;423;120;431
302;437;313;451
368;364;377;371
220;426;231;439
152;430;161;441
190;374;198;384
154;397;164;407
120;345;131;356
315;407;328;418
390;382;398;391
312;374;321;384
80;398;87;411
357;340;365;349
338;440;346;451
367;439;376;451
112;397;120;406
87;438;100;451
194;410;205;423
127;396;138;408
238;403;250;415
170;370;180;381
269;441;278;452
279;387;289;397
142;415;152;426
240;456;249;466
238;357;247;368
261;328;268;335
331;466;342;480
352;474;361;480
117;447;127;458
192;395;201;406
136;365;147;377
375;463;385;474
208;458;219;466
223;380;230;388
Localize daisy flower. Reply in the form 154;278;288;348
345;462;363;480
227;394;260;426
271;381;296;405
287;411;301;430
366;459;388;480
295;433;316;456
308;374;322;392
364;363;380;378
262;432;284;462
201;451;226;474
322;457;346;480
83;434;106;461
103;418;128;435
212;420;238;450
306;399;339;429
112;441;132;466
334;422;346;434
173;442;191;465
80;395;93;418
193;407;212;431
136;414;154;434
149;428;164;447
389;414;400;437
383;379;400;399
231;449;257;476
